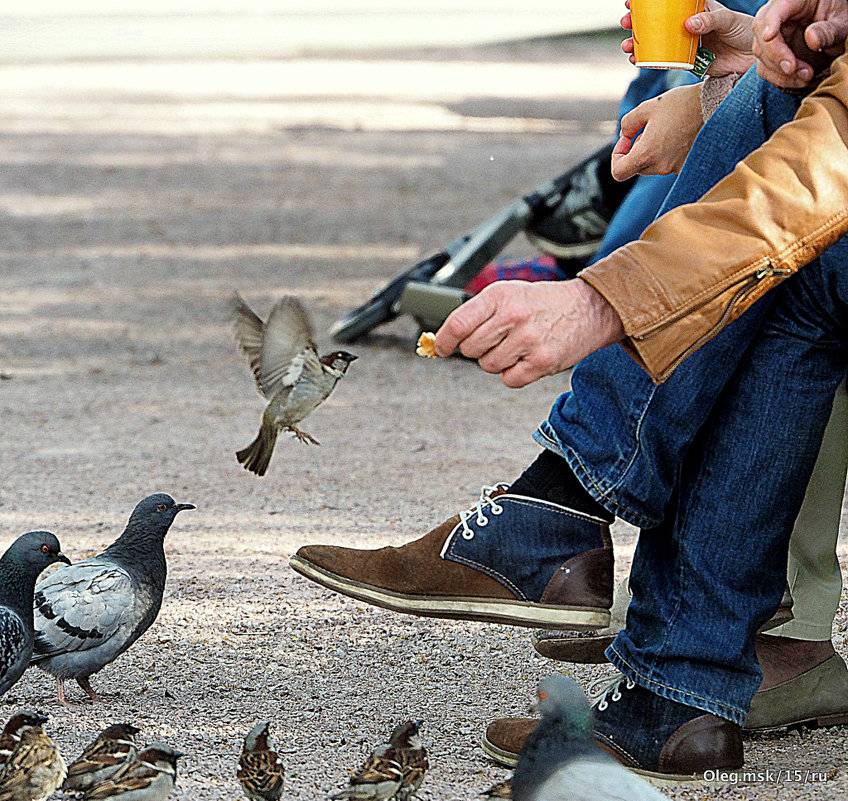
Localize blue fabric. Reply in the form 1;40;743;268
541;69;848;722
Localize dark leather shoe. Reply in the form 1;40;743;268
290;485;613;629
483;677;742;782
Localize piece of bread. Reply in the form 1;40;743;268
416;331;437;358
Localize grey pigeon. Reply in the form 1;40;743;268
0;532;69;698
30;494;195;705
232;293;357;475
511;675;668;801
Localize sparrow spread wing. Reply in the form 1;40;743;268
535;756;669;801
231;293;267;388
259;297;321;397
31;561;136;659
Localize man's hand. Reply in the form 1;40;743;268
751;0;848;88
434;280;625;388
611;83;704;182
621;0;755;77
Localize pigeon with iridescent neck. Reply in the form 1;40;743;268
30;494;194;705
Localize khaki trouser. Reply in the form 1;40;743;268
767;379;848;641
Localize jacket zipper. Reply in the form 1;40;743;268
633;263;793;381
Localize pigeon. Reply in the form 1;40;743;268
237;721;285;801
63;723;140;793
80;743;182;800
0;720;67;801
330;744;403;801
30;493;195;705
388;721;427;801
231;293;357;475
0;712;49;766
0;531;70;698
511;675;668;801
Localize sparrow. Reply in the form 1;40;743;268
330;743;403;801
0;531;70;697
63;723;140;793
237;721;285;801
387;721;427;801
30;494;195;705
511;674;668;801
481;779;512;798
0;712;49;767
80;743;182;800
0;721;67;801
231;293;357;475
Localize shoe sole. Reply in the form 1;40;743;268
524;231;601;260
745;710;848;732
482;733;721;786
289;556;611;630
531;630;614;663
531;603;794;664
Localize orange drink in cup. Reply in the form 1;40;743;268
630;0;706;69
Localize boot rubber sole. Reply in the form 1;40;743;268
289;555;610;630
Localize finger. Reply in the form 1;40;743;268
621;11;632;32
611;136;638;182
618;102;650;139
476;333;526;375
806;20;842;53
500;358;544;389
434;290;498;355
621;37;635;55
457;317;510;361
753;0;796;42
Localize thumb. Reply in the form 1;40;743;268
686;1;738;36
805;20;843;53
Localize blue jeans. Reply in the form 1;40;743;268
538;69;848;722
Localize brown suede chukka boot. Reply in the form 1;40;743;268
290;484;614;629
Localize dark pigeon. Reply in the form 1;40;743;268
511;674;668;801
30;494;194;705
0;532;69;698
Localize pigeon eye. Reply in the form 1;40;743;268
41;544;50;554
156;503;167;512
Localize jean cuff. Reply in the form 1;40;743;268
605;639;747;726
533;421;660;529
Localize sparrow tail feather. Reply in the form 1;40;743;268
236;423;278;476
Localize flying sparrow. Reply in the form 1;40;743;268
330;743;402;801
237;721;285;801
387;721;427;801
231;293;357;475
80;743;182;800
0;722;67;801
63;723;140;793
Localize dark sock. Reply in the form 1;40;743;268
594;150;635;210
509;449;614;522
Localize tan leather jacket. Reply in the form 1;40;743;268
580;42;848;383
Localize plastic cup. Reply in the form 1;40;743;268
630;0;706;70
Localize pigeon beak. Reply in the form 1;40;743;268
174;503;196;513
56;552;72;565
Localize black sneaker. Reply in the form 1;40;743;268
526;142;635;260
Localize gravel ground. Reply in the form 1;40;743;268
0;17;846;801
